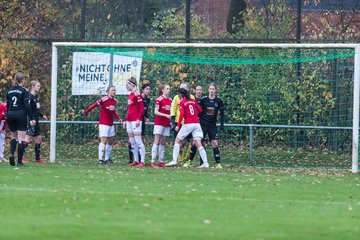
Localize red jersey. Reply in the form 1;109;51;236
125;90;144;122
0;104;7;131
84;96;121;126
177;97;202;127
154;96;172;127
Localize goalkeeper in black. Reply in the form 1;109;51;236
184;83;225;168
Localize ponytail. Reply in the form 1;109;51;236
13;72;25;86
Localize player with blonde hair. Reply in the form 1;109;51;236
151;83;172;167
123;77;146;166
84;85;121;164
23;80;48;163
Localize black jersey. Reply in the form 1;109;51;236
200;96;225;125
29;93;43;118
6;86;33;119
142;96;150;120
195;97;202;105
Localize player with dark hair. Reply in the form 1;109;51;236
170;82;195;163
84;85;121;164
23;80;48;163
128;83;151;163
184;83;225;169
6;72;36;166
166;88;209;168
123;77;146;166
183;85;204;166
151;83;172;167
141;83;151;136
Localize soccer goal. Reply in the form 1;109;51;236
50;42;360;172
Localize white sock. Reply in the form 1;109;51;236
98;143;105;160
151;144;158;161
105;144;112;160
158;144;165;162
172;144;180;163
0;133;5;158
135;135;145;163
130;138;139;163
198;146;208;164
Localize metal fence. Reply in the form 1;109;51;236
2;0;360;43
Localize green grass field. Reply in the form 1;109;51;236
1;162;359;240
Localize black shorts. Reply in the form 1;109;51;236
7;112;27;132
201;121;218;141
173;123;192;141
27;118;41;136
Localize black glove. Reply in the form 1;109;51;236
171;123;177;132
171;116;176;131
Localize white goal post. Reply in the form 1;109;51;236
50;42;360;173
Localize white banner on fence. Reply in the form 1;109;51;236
72;51;142;95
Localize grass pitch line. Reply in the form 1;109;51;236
0;185;356;207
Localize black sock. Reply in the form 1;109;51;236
128;143;133;163
18;142;25;163
35;143;41;161
213;147;220;163
189;145;197;161
10;139;17;157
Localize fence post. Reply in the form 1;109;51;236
249;125;254;164
80;0;86;40
185;0;191;43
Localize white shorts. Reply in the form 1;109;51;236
153;125;170;137
99;124;115;137
176;123;203;140
126;121;142;134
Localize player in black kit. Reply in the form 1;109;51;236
141;84;151;137
23;80;48;163
6;72;36;166
184;83;224;169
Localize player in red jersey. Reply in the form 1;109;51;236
150;83;172;167
0;99;8;162
84;85;121;164
122;77;146;166
128;83;151;164
166;88;209;168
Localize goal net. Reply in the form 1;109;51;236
50;43;360;172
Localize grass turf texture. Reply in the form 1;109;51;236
1;163;359;240
53;143;351;169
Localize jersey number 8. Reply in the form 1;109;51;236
189;105;194;115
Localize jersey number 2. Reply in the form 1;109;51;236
12;96;18;107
